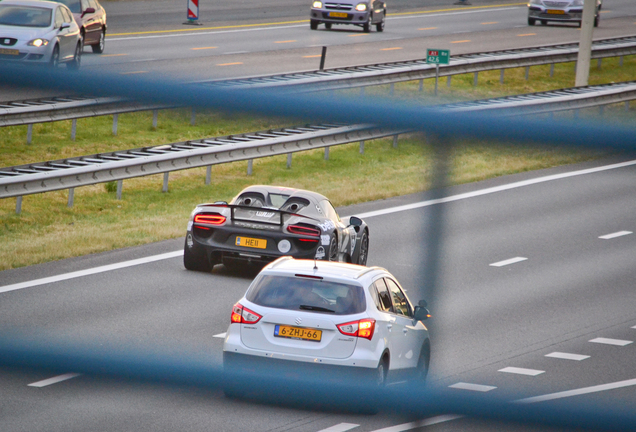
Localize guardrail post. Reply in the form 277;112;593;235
619;56;624;67
473;72;478;87
116;180;123;200
67;188;74;208
287;153;292;169
112;114;118;136
446;76;451;88
27;124;33;144
191;108;196;126
16;196;22;214
418;79;423;92
390;82;394;96
152;110;158;129
359;140;365;154
500;69;504;84
319;46;327;70
393;134;398;148
247;159;253;175
162;172;169;192
324;147;329;160
525;66;530;80
550;63;555;77
597;58;602;70
71;119;77;141
205;166;212;184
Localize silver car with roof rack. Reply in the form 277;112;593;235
527;0;601;27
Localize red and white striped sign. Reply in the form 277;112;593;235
187;0;199;20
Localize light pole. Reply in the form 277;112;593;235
575;0;597;87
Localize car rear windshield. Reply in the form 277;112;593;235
0;6;52;27
247;275;365;315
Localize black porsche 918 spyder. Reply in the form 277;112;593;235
183;185;369;272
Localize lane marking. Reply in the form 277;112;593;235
303;55;322;58
222;50;248;55
545;352;590;361
0;251;183;294
599;231;632;239
354;159;636;219
28;373;81;388
99;53;128;57
498;367;545;376
515;378;636;404
517;33;536;36
381;47;402;51
419;27;438;30
370;415;463;432
217;62;243;66
489;257;528;267
191;46;218;50
213;332;227;338
348;34;369;37
318;423;360;432
391;4;524;18
481;21;498;24
3;159;635;294
120;71;147;75
589;337;633;346
632;325;636;329
449;382;497;392
451;40;471;43
274;40;297;43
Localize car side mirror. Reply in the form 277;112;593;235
60;22;70;30
414;306;431;321
348;216;362;227
82;7;95;17
418;299;427;308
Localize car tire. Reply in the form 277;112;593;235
528;18;535;25
356;229;368;266
183;235;212;272
325;22;332;29
593;15;599;27
328;235;338;261
373;357;388;386
67;42;82;70
362;22;370;33
310;20;318;30
49;45;60;68
376;16;384;32
92;29;106;53
415;341;431;381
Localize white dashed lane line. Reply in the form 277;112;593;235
317;423;360;432
213;332;227;338
449;382;497;392
515;378;636;404
28;373;81;388
589;337;633;346
498;367;545;376
545;352;590;361
599;231;633;239
368;415;464;432
489;257;528;267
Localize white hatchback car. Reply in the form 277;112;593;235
222;257;431;389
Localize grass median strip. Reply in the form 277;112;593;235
1;58;634;270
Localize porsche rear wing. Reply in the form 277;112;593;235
199;203;318;226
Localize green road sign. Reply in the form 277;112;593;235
426;49;450;65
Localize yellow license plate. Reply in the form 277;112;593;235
275;325;322;342
0;49;19;56
329;12;348;18
546;9;565;14
235;236;266;249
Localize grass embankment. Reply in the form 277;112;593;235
1;57;634;271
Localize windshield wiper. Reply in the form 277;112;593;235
299;305;335;313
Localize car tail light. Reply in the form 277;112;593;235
337;319;375;340
231;303;262;324
194;213;226;225
287;224;320;237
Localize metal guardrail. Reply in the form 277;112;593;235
2;79;635;206
0;36;634;128
203;36;636;91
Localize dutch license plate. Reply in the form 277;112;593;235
0;48;19;56
329;12;348;18
547;9;565;14
235;236;267;249
275;325;322;342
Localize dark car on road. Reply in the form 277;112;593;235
184;185;370;273
310;0;386;32
49;0;106;52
